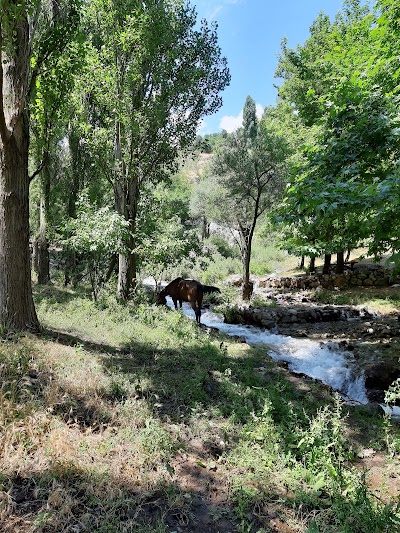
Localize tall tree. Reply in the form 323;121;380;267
30;6;83;285
209;96;288;300
85;0;230;300
0;0;81;330
274;0;400;267
0;2;39;330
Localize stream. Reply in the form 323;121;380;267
160;295;400;417
178;302;369;404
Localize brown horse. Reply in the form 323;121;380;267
157;277;220;324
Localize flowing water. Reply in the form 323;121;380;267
148;280;400;417
179;302;369;405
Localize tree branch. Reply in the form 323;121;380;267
29;159;46;182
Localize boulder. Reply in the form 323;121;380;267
364;362;400;402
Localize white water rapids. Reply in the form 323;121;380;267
179;302;369;405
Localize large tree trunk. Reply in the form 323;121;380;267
336;251;345;274
0;11;39;331
322;253;332;275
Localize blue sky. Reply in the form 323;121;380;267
193;0;346;134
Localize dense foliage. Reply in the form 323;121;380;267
274;0;400;269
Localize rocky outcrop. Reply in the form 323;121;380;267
364;363;400;403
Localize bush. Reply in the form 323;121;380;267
207;234;239;259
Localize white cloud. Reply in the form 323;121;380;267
219;103;264;133
255;103;264;120
208;5;223;21
219;112;242;133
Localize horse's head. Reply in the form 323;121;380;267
156;290;167;306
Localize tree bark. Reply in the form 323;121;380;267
241;232;253;301
114;122;139;301
0;12;39;331
309;256;316;273
36;172;50;284
322;254;332;275
336;251;345;274
299;256;305;269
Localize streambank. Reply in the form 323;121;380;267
219;299;400;408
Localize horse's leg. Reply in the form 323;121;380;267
193;303;201;323
196;306;201;323
188;298;199;323
172;298;178;309
196;293;203;324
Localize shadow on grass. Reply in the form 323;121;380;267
1;463;241;533
39;321;392;440
40;323;317;429
1;326;396;532
33;283;91;306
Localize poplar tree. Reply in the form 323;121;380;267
210;96;288;300
0;0;80;330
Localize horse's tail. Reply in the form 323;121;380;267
201;284;221;294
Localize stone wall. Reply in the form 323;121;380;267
224;304;373;328
259;266;393;291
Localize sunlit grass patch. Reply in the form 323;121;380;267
313;286;400;313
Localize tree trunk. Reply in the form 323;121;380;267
336;251;345;274
0;12;39;331
64;129;81;286
114;119;134;301
309;256;316;273
103;254;118;284
114;140;139;300
36;193;50;284
32;238;39;274
116;217;134;301
64;252;75;287
242;257;253;301
322;254;331;275
299;256;305;269
201;216;210;240
241;238;253;301
0;138;39;330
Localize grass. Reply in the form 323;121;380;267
313;286;400;314
0;282;399;532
